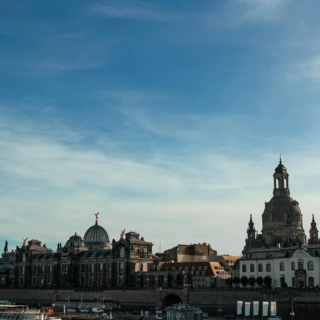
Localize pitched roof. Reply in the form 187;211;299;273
159;261;230;277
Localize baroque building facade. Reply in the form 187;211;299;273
240;158;320;288
0;216;155;289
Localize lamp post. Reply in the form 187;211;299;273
100;295;115;319
291;297;299;320
52;293;59;306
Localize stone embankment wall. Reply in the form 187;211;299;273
1;289;320;320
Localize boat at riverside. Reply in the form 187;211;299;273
0;304;53;320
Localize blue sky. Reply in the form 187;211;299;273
1;0;320;255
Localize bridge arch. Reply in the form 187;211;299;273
163;294;182;308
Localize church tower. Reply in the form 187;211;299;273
273;155;290;196
261;157;306;247
243;215;257;253
308;214;320;245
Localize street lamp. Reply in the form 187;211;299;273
100;295;116;319
218;308;222;319
52;293;59;307
291;297;299;320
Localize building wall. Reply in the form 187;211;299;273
239;248;320;288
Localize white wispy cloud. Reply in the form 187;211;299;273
208;0;288;27
88;1;181;22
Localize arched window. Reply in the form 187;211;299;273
242;264;247;272
119;247;125;258
250;264;255;272
298;261;304;270
291;262;295;271
308;277;314;287
280;262;285;271
308;261;314;270
276;178;280;188
258;263;263;272
266;263;271;272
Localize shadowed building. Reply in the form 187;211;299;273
1;217;154;289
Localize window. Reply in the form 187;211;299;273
242;264;247;272
291;262;295;271
99;264;103;272
250;264;255;272
108;263;111;272
258;264;263;272
308;261;314;270
119;247;125;258
172;267;176;271
280;262;285;271
119;263;124;272
185;267;189;271
308;277;314;287
266;263;271;272
198;266;202;270
196;271;200;276
298;261;304;270
204;266;207;270
90;264;94;272
292;277;296;287
192;266;195;271
166;267;169;271
179;267;182;271
202;271;205;275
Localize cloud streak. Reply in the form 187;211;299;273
88;1;181;22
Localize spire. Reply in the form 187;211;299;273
247;214;255;234
311;214;317;229
309;214;319;244
279;154;282;165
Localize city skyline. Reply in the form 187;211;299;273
2;1;320;255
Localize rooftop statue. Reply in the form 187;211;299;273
22;238;28;247
93;212;99;222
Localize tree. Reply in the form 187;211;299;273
233;277;240;288
240;276;248;288
256;276;263;287
248;277;256;288
264;276;272;288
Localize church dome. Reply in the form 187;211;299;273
263;195;302;225
84;221;111;248
65;233;84;249
275;162;287;174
